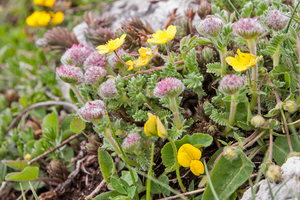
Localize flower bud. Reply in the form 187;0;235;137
154;77;184;98
56;64;83;85
266;165;282;182
223;146;237;161
197;17;223;37
78;100;106;123
233;17;264;39
266;10;289;31
122;132;141;152
107;48;125;68
283;100;298;114
197;0;212;19
251;115;266;128
24;153;31;160
84;67;107;85
202;47;214;62
48;159;69;182
61;44;93;67
83;51;106;70
218;74;245;95
98;79;118;99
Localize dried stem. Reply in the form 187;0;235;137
268;129;273;162
280;109;294;152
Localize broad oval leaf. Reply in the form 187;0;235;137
5;166;39;181
70;116;85;134
98;149;116;184
273;136;300;165
2;160;38;170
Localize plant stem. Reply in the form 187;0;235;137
247;69;252;87
203;160;220;200
280;109;294;153
268;129;273;162
273;46;280;67
247;38;258;110
223;93;238;135
104;66;117;77
114;50;128;66
70;84;86;104
165;43;171;58
168;137;186;193
219;48;227;76
257;74;268;116
146;143;155;200
169;96;182;129
244;130;267;148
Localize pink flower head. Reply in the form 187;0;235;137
79;100;106;123
197;17;223;37
154;77;184;98
122;132;141;152
266;10;289;31
218;74;245;95
233;17;264;39
61;44;93;67
56;64;83;84
98;79;118;99
83;51;106;70
107;48;125;68
84;67;107;85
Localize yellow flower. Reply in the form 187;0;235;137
147;25;177;45
26;11;51;27
24;153;31;160
225;49;263;72
34;0;56;7
126;60;135;71
26;11;40;27
178;144;204;176
96;34;126;54
138;47;152;58
144;113;168;138
50;11;64;25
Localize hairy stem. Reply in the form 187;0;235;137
70;84;86;104
280;109;293;153
104;66;117;77
146;143;155;200
247;38;258;110
273;46;280;68
223;93;238;135
268;129;273;162
169;96;182;129
165;43;171;58
219;48;228;76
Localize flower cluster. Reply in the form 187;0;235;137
84;67;107;85
26;11;64;27
97;34;126;54
154;77;184;98
218;74;245;95
122;132;141;152
83;51;106;70
198;17;223;37
78;100;106;123
144;113;168;138
98;79;118;99
178;144;204;176
266;10;289;31
61;44;93;67
233;17;264;39
56;65;83;85
147;25;177;44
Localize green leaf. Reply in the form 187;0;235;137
5;166;39;181
150;180;162;194
98;149;116;184
29;181;39;200
70;116;86;134
240;2;253;18
159;175;171;196
60;115;75;132
2;160;38;171
121;171;138;186
273;136;300;165
284;72;291;89
206;62;223;77
185;48;199;74
180;35;212;53
161;133;213;168
128;186;136;199
110;177;127;195
202;152;254;200
94;191;120;200
42;111;59;139
262;34;288;56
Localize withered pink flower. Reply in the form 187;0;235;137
266;10;289;31
56;64;83;84
83;51;106;70
78;100;106;123
84;67;107;85
218;74;245;95
233;17;264;39
61;44;93;67
98;79;118;99
197;17;223;37
154;77;184;98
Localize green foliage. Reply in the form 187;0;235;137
262;33;288;56
206;62;223;77
5;167;39;181
273;136;300;165
183;73;206;98
1;160;38;171
180;35;212;54
98;149;116;183
70;116;86;133
240;2;253;18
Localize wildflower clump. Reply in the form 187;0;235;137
218;74;245;95
154;77;184;98
83;51;106;70
61;44;93;67
225;49;262;72
144;113;168;138
266;10;289;31
78;100;106;123
197;17;223;37
84;67;107;85
147;25;176;44
177;144;204;176
233;17;264;39
96;34;126;54
56;65;83;84
98;79;118;99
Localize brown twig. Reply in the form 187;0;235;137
28;132;82;165
157;188;206;200
4;101;78;135
86;179;106;198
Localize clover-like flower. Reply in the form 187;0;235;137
218;74;245;95
147;25;176;45
197;17;223;37
98;79;118;99
49;11;64;25
96;34;126;54
154;77;184;98
178;144;204;176
78;100;106;123
34;0;55;7
266;10;289;31
26;11;51;27
144;113;168;138
233;17;264;39
83;51;106;70
61;44;93;67
56;64;83;84
122;132;141;152
84;67;107;85
225;49;262;72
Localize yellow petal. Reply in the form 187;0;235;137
156;116;168;138
144;114;157;136
26;12;40;27
51;12;64;25
190;160;204;176
37;11;51;26
126;60;135;71
178;144;202;167
166;25;176;40
178;151;192;167
97;46;110;54
44;0;55;7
